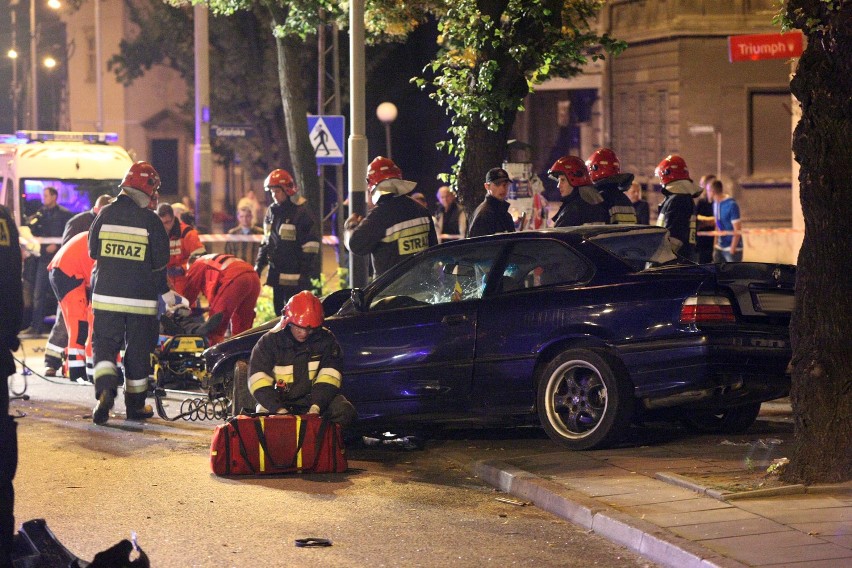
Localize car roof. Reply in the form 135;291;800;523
455;224;667;244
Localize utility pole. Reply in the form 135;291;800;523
193;4;212;232
317;13;346;283
10;0;20;131
348;0;369;287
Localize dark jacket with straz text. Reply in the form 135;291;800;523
88;194;170;315
348;194;437;277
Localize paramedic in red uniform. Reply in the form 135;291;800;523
344;156;437;277
47;231;97;382
254;169;321;317
181;253;261;345
157;202;206;295
248;291;356;426
89;162;171;425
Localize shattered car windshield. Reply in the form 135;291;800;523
588;228;679;271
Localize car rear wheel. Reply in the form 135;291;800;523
682;403;761;434
230;359;253;416
536;349;633;450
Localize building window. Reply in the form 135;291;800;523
749;91;791;177
151;139;179;196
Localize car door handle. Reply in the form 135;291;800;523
441;314;469;325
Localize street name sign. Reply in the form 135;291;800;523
307;115;345;166
728;32;803;62
211;124;255;138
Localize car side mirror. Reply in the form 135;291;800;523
351;288;366;312
321;288;351;317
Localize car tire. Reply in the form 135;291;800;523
231;360;253;416
682;403;762;434
536;348;633;450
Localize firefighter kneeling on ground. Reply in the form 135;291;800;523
248;291;356;426
181;253;261;346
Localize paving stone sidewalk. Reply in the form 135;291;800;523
462;430;852;568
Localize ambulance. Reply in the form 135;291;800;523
0;130;134;227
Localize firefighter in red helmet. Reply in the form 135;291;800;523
547;155;608;227
586;148;638;225
88;161;171;424
344;156;437;277
254;169;321;317
655;154;702;259
248;291;356;426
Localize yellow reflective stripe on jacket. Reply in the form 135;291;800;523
296;415;303;469
91;293;158;315
100;224;149;244
315;367;342;389
259;416;266;472
380;217;430;243
610;206;638;224
248;371;275;394
302;240;320;254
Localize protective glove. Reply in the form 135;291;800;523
307;404;320;415
275;407;290;415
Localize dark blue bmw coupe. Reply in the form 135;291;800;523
204;225;795;450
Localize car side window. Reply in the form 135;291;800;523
370;243;503;311
498;240;590;293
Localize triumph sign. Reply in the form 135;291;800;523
728;32;803;62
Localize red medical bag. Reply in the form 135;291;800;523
210;413;347;475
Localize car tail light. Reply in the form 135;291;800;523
680;296;735;324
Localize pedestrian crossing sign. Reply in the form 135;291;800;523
307;115;345;165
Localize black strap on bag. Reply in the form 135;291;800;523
229;418;258;474
228;414;335;474
251;415;315;471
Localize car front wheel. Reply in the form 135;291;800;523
230;360;253;416
536;348;633;450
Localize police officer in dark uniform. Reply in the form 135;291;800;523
344;156;437;277
249;291;356;426
89;162;171;424
254;168;321;317
0;203;23;567
467;167;517;237
655;154;701;259
548;155;609;227
21;186;73;336
586;148;638;225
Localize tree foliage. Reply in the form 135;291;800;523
381;0;624;211
107;0;292;178
776;0;852;484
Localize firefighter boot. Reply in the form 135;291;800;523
92;388;116;425
125;392;154;421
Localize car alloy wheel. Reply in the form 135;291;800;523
536;348;633;450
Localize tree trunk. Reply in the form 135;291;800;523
267;4;321;218
782;4;852;484
456;118;512;218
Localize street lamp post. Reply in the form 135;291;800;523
8;1;20;131
27;0;62;130
376;101;397;159
30;0;38;129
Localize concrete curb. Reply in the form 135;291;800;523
473;459;748;568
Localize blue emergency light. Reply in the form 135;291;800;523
16;130;120;143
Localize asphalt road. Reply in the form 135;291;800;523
8;340;657;568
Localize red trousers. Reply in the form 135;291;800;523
207;271;261;345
